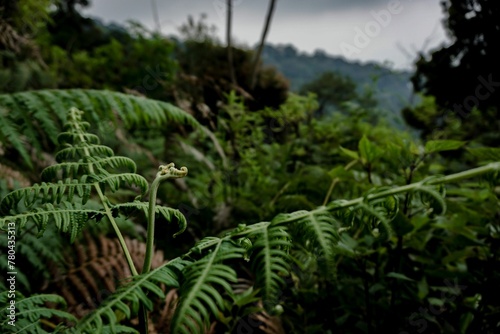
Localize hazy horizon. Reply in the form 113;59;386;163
83;0;450;70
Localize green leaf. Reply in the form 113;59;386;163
386;272;414;281
417;278;429;300
428;297;445;307
467;147;500;162
358;135;382;164
424;140;465;154
459;312;474;334
339;146;359;160
328;165;353;180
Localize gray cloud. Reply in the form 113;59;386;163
83;0;449;69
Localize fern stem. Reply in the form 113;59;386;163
224;162;500;237
70;107;139;277
142;163;188;274
95;184;139;276
142;175;161;274
326;162;500;211
323;160;358;206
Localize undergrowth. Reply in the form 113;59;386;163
0;106;499;333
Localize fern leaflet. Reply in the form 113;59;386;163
172;239;244;334
248;224;292;312
0;292;76;333
0;89;200;167
289;211;340;277
76;260;185;333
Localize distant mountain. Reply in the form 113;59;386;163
261;44;416;128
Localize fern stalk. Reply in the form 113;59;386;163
95;185;139;275
136;164;187;334
325;161;500;211
142;163;188;274
227;162;500;236
70;108;139;276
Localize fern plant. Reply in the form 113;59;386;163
0;89;199;169
1;107;499;333
0;107;189;332
0;292;76;333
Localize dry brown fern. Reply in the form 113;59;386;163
251;303;286;334
145;288;217;334
232;278;286;334
43;232;165;318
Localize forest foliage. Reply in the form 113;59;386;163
0;1;499;333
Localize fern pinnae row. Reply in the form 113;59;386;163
414;185;447;215
0;107;33;168
292;211;340;277
356;203;394;239
57;132;101;146
0;178;92;214
40;156;137;181
0;204;104;238
0;293;76;332
75;260;185;333
10;94;50;153
55;144;115;163
172;239;243;333
93;173;149;195
1;89;202;131
112;202;187;237
85;156;138;173
18;91;60;144
249;224;292;312
34;89;68;122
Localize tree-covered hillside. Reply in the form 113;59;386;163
262;44;415;127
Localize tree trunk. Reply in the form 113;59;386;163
227;0;237;86
250;0;277;89
150;0;161;33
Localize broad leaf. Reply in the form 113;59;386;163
424;140;465;154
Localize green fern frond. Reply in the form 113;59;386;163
0;107;154;241
56;132;100;146
0;93;54;155
414;185;447;215
55;144;115;163
0;88;200;130
113;202;187;237
0;202;104;240
0;222;65;293
248;224;292;313
13;89;61;144
0;89;201;167
356;203;394;238
0;107;32;168
290;211;340;277
0;292;76;333
172;239;244;334
189;236;222;255
99;325;139;334
0;178;94;214
41;156;137;181
93;173;149;194
13;222;64;273
76;260;185;333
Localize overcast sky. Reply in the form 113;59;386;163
83;0;450;70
